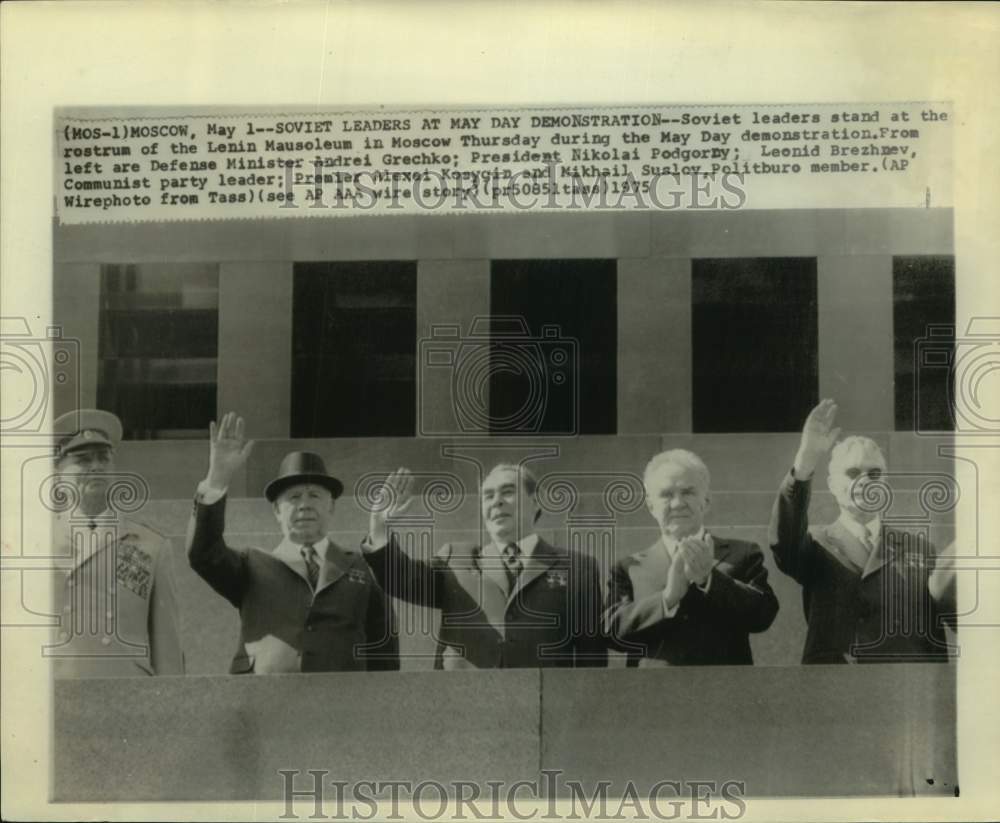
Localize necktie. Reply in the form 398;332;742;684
502;543;523;591
301;544;320;591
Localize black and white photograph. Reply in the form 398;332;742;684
1;3;998;821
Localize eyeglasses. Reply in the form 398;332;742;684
844;467;883;481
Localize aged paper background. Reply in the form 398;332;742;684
2;1;998;820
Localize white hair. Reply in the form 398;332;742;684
643;449;711;494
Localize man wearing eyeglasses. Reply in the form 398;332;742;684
769;399;957;664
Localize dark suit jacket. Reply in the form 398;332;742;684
188;496;399;673
604;534;779;666
769;471;955;664
365;535;607;668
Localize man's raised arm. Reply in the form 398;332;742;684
769;399;841;584
362;467;442;609
187;412;255;608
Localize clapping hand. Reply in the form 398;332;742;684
663;550;690;610
207;412;255;490
794;398;842;479
679;534;715;587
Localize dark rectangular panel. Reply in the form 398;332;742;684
97;263;219;439
292;262;417;437
489;259;617;435
893;256;955;432
692;258;818;433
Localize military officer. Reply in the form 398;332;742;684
187;412;399;673
50;409;184;678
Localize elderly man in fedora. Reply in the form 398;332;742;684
50;408;184;678
187;412;399;673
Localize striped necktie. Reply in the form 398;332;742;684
301;544;320;591
502;542;523;591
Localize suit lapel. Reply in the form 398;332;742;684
272;540;312;587
628;541;670;599
709;535;731;569
315;541;349;595
862;529;889;579
442;545;507;637
508;538;563;607
469;546;510;632
819;522;868;575
476;547;511;602
275;537;351;594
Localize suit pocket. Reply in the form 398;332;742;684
229;654;255;674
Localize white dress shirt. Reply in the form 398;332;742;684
481;533;539;562
363;531;540;560
836;513;882;572
279;535;331;563
196;479;228;505
197;479;331;572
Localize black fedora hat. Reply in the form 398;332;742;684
264;451;344;502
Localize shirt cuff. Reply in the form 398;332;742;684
695;572;713;594
195;479;228;505
361;534;388;553
661;589;680;619
789;465;812;482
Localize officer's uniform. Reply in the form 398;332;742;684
49;409;184;678
51;513;185;678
